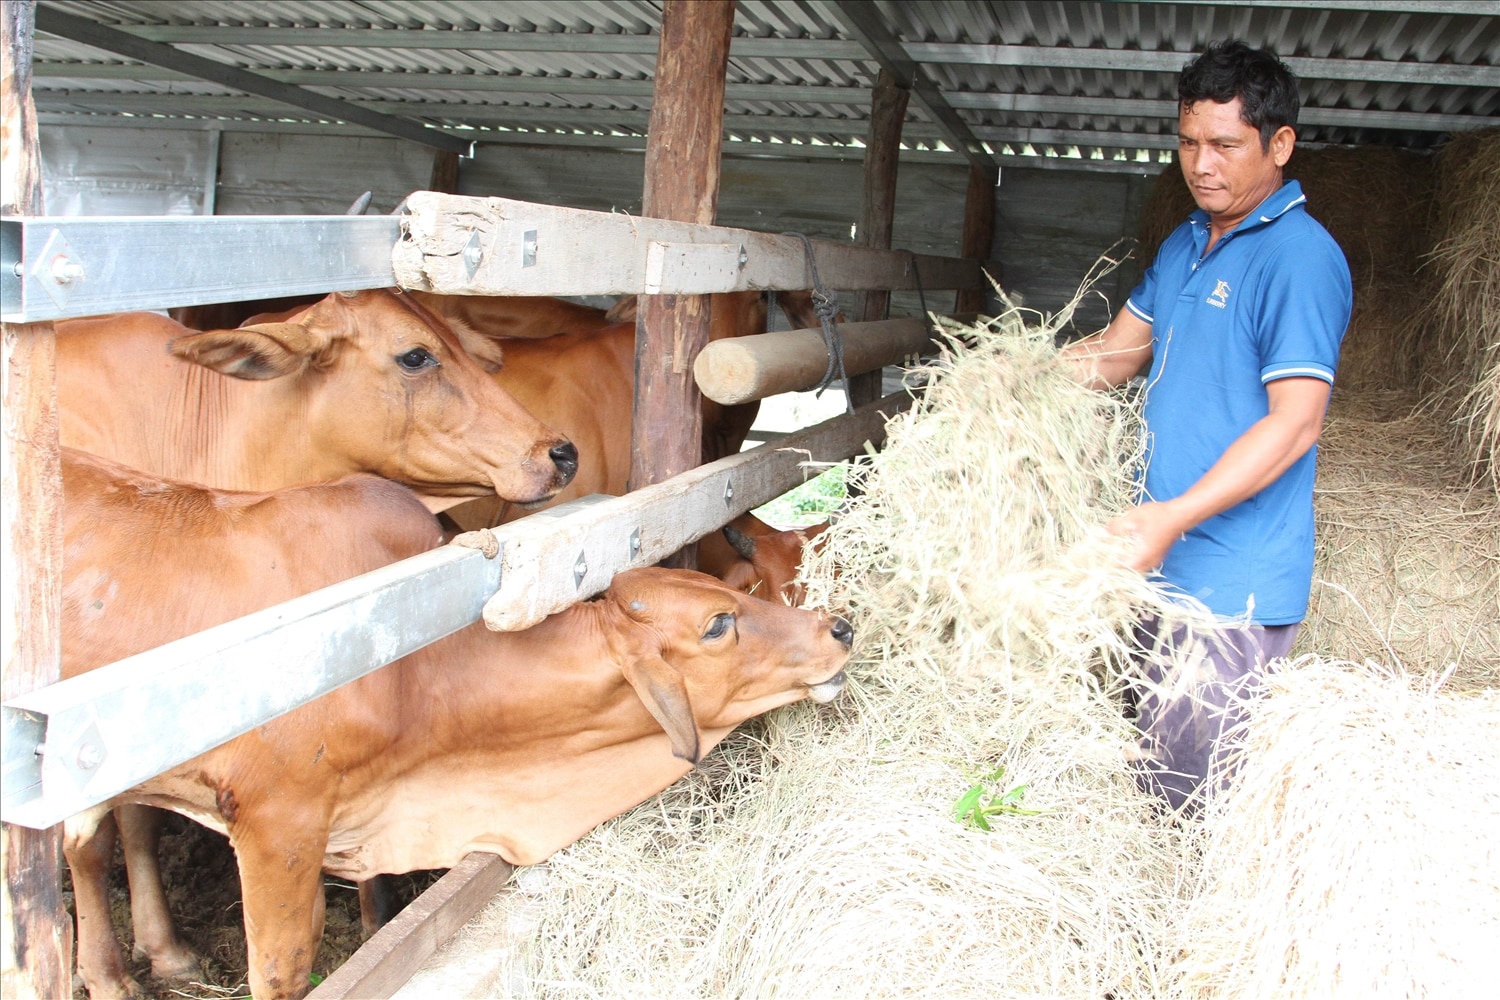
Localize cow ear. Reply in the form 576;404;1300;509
448;326;505;374
169;323;322;381
616;648;701;765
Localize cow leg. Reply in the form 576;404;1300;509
357;875;402;937
230;812;329;1000
117;804;202;979
64;808;142;1000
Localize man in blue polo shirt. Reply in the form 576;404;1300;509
1063;40;1352;813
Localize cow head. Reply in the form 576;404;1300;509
718;518;830;607
167;289;578;508
598;567;852;764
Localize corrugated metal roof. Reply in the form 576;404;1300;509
28;1;1500;172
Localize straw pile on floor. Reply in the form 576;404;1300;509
1166;658;1500;1000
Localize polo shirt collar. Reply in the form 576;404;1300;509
1189;179;1307;239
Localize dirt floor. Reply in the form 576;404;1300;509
66;812;442;999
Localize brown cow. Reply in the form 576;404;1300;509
445;290;825;530
698;513;830;607
59;289;577;509
62;450;852;1000
172;291;613;341
60;448;448;1000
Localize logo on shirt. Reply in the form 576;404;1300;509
1207;279;1231;309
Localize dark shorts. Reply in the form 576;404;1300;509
1130;616;1299;816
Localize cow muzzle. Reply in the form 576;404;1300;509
807;669;848;704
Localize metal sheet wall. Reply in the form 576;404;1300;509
39;124;216;216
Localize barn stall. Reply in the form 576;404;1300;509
2;2;1499;998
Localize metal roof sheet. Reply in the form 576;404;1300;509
28;1;1500;172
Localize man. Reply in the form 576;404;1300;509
1063;40;1352;813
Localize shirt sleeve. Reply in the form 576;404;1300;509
1256;233;1353;385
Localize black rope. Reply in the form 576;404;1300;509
783;231;853;414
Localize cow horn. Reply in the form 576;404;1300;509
345;191;373;215
723;524;757;562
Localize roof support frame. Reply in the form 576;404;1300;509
825;0;995;173
33;6;474;153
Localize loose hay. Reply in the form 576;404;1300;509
398;292;1205;998
1167;658;1500;1000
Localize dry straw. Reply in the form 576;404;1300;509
1301;389;1500;687
1421;127;1500;494
397;287;1207;999
1167;657;1500;1000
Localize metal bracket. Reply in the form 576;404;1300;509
462;229;485;278
723;478;735;506
522;229;539;268
30;228;85;310
573;551;589;589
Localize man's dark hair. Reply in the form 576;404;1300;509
1179;40;1300;148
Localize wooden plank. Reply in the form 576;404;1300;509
955;164;999;314
308;853;514;1000
695;317;933;405
391;191;982;296
1;1;71;997
428;149;460;195
850;68;911;408
482;393;911;632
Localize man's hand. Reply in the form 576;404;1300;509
1104;501;1189;572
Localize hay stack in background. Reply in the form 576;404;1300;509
1420;127;1500;494
1136;146;1434;394
397;298;1201;999
1166;658;1500;999
1300;392;1500;686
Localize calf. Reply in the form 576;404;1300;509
62;451;852;1000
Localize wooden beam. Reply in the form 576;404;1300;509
629;0;736;555
849;68;909;408
429;149;461;195
308;854;514;1000
32;6;473;154
828;1;996;173
1;2;70;998
954;164;998;315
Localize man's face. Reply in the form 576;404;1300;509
1178;97;1294;227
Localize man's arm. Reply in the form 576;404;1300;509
1058;305;1154;390
1106;376;1332;572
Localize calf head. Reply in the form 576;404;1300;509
598;567;852;763
167;289;578;508
717;517;830;607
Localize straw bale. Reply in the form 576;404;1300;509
1300;393;1500;689
1167;658;1500;1000
1136;146;1434;394
1420;127;1500;493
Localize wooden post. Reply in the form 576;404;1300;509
1;3;71;999
429;149;461;195
850;68;910;408
629;0;734;568
954;163;998;314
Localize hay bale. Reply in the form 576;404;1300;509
1299;392;1500;690
1136;146;1435;394
1167;658;1500;999
1420;127;1500;493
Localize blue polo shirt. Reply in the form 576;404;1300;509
1125;180;1351;624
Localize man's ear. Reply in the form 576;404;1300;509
612;626;702;764
168;322;323;380
1271;125;1296;168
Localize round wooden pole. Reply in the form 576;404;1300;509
850;67;910;408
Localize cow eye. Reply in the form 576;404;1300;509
702;613;735;641
396;347;438;372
